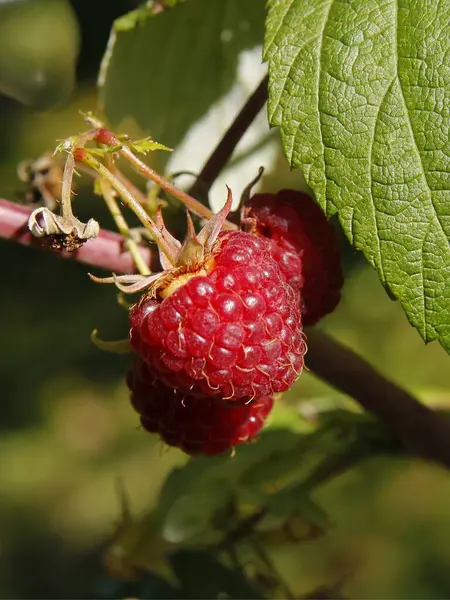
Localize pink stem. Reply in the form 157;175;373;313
0;199;154;274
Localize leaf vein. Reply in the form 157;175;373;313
316;0;336;213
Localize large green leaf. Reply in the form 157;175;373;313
99;0;265;148
264;0;450;353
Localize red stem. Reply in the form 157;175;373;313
0;199;154;273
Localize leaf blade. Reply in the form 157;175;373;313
99;0;265;149
265;0;450;352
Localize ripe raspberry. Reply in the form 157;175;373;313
130;229;305;402
243;189;343;326
127;359;274;456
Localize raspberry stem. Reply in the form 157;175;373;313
118;144;236;230
60;152;77;219
98;179;151;276
188;74;268;201
82;115;237;229
73;148;176;262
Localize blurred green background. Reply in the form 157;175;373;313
0;1;450;598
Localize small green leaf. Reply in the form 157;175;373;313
130;137;172;154
264;0;450;353
99;0;266;148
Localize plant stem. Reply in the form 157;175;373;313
99;179;151;276
118;145;236;229
74;150;175;261
304;328;450;468
0;198;153;273
60;153;76;219
109;162;149;206
188;74;269;202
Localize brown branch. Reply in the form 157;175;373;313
304;328;450;469
187;74;268;202
0;198;154;273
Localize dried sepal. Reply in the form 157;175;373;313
89;190;234;297
196;186;233;249
239;167;265;209
28;206;99;251
155;206;182;270
91;329;131;354
89;272;161;294
176;211;205;266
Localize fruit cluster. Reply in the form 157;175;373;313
126;189;343;456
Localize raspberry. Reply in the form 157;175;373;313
130;230;305;402
127;359;274;455
92;190;305;403
243;189;343;326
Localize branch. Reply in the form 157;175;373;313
0;198;154;273
187;74;268;201
304;328;450;469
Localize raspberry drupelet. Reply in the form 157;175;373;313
243;189;344;326
127;359;273;455
130;230;305;403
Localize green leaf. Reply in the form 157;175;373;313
130;137;172;154
99;0;266;148
264;0;450;353
263;487;329;531
0;0;79;108
104;413;400;570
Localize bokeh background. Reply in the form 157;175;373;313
0;1;449;598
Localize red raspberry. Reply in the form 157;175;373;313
127;359;274;456
243;189;343;326
130;230;305;402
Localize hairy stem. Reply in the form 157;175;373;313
120;145;235;225
98;179;151;276
74;149;176;261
